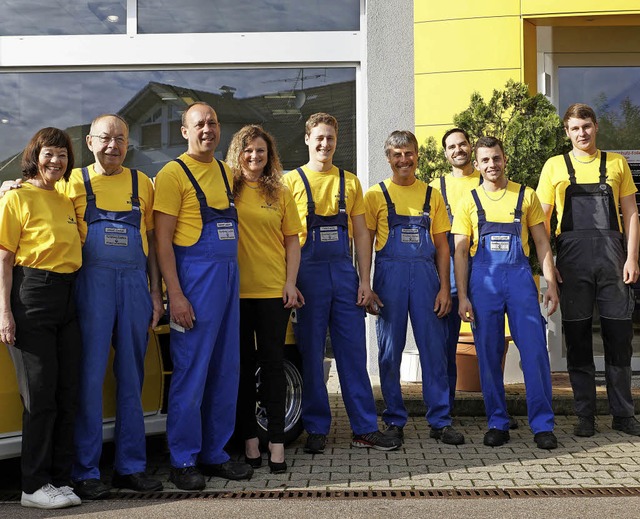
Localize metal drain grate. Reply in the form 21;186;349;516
2;487;640;502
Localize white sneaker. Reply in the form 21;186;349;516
21;483;72;509
58;485;82;506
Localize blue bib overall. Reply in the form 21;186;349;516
373;182;451;428
73;168;152;480
166;158;240;467
294;168;378;435
440;174;482;407
469;185;554;434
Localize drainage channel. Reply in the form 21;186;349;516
2;487;640;502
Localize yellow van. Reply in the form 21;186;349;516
0;318;305;459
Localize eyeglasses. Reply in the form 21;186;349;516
90;135;127;145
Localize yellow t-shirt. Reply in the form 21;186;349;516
429;169;482;219
536;151;637;235
283;165;365;247
57;165;155;255
236;182;303;298
364;178;451;251
153;153;234;247
0;182;82;273
451;181;545;257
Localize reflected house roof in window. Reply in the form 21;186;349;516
0;78;356;181
117;80;356;175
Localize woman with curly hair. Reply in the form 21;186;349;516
226;125;303;474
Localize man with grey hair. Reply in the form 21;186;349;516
364;130;464;445
0;114;165;500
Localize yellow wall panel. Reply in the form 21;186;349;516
522;20;537;94
415;17;521;74
415;69;520;128
415;0;519;23
415;126;451;148
522;1;640;16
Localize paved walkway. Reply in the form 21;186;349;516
143;368;640;492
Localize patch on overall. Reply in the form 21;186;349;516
489;235;510;252
217;221;236;240
401;228;420;244
104;227;128;246
319;226;339;242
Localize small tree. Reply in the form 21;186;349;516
417;80;571;272
417;79;570;188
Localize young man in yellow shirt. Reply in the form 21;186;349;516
430;128;483;409
284;113;401;454
453;136;559;450
537;103;640;437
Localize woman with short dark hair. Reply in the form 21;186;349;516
0;127;83;509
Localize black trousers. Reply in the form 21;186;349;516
7;266;81;494
557;233;635;417
236;298;291;444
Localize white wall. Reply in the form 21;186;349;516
365;0;415;376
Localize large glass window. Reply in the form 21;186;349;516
0;68;356;180
558;66;640;150
137;0;359;33
0;1;126;36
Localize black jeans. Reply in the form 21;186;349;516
236;298;291;444
7;266;81;494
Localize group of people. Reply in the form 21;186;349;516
1;101;639;510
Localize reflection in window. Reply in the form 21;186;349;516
0;1;126;36
138;0;359;33
0;68;356;180
558;66;640;150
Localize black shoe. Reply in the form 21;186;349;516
430;425;465;445
111;471;163;492
244;455;262;469
268;454;287;475
574;415;596;437
169;466;205;491
351;430;402;451
534;431;558;450
612;416;640;436
72;478;111;500
483;429;510;447
304;433;327;454
508;416;519;430
383;424;404;441
199;460;253;480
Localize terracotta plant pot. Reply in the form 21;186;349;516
455;332;510;392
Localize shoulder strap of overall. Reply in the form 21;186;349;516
129;169;140;211
378;181;393;209
296;167;315;215
599;151;607;185
81;167;95;203
470;188;486;226
174;158;208;212
338;169;346;213
215;159;235;207
513;183;526;223
440;175;452;223
563;153;577;184
423;185;432;217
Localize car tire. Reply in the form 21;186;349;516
255;345;304;448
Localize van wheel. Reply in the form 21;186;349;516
255;346;304;448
